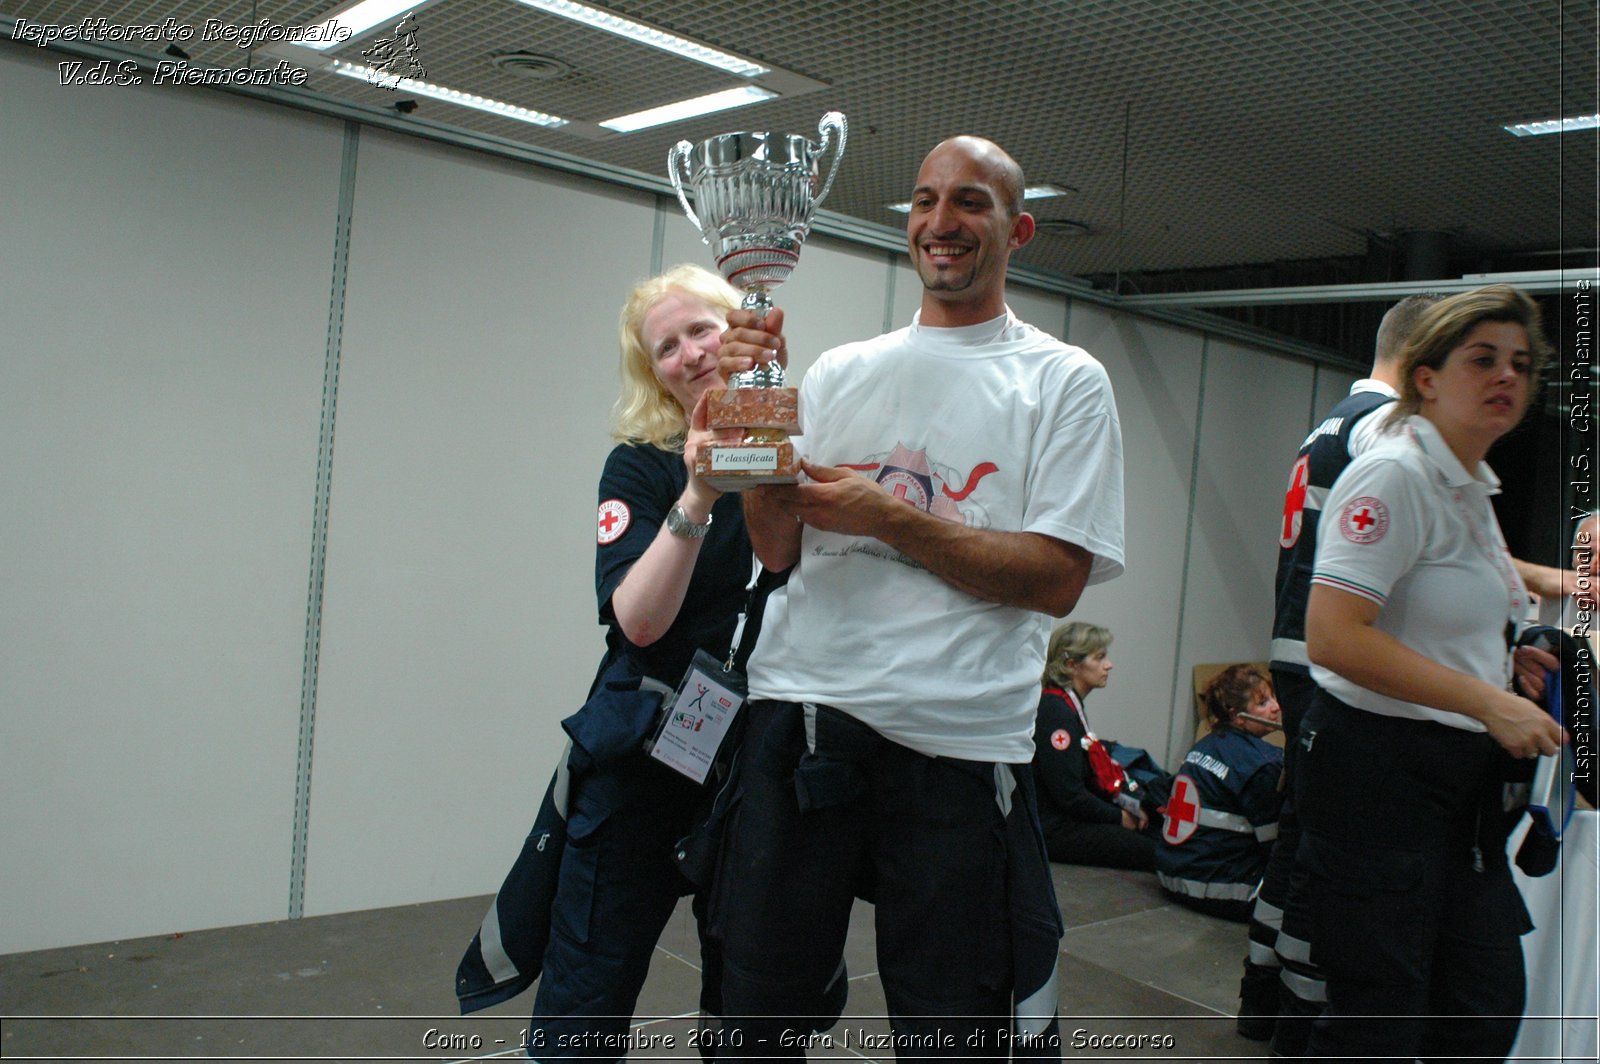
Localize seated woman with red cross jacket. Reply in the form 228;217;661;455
1155;664;1284;923
1032;622;1160;870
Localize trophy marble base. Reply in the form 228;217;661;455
694;439;801;492
705;386;802;435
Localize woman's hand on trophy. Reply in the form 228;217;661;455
682;391;737;502
719;307;788;377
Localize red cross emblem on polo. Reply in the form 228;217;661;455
1162;773;1200;844
1338;495;1389;544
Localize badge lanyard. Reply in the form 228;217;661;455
647;557;763;785
1044;685;1097;740
1050;685;1137;810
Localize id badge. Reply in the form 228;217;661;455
648;649;747;784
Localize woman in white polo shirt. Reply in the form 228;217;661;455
1294;284;1565;1062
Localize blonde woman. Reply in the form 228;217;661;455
1032;622;1158;869
532;264;752;1058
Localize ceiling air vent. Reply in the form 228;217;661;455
1035;219;1092;237
489;52;574;80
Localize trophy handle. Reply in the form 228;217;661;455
812;111;848;209
667;140;702;234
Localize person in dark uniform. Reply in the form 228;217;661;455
1292;285;1565;1061
1155;665;1283;925
1250;297;1430;1043
526;263;767;1060
1032;622;1157;870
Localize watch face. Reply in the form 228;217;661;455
668;505;710;538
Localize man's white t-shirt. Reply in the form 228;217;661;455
1310;416;1528;731
747;309;1126;763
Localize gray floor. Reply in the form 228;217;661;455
1;864;1269;1062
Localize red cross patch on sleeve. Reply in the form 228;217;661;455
1050;728;1071;751
597;499;631;545
1338;495;1389;544
1162;773;1200;844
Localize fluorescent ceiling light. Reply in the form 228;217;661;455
600;85;776;133
512;0;768;77
297;0;419;50
886;184;1072;212
329;61;569;128
1504;113;1600;137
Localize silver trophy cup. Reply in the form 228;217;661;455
668;111;847;489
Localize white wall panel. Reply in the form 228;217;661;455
890;258;923;329
1172;341;1315;764
302;132;663;916
1312;364;1363;425
1006;284;1071;341
0;49;341;952
656;196;708;270
1;40;1349;950
1067;305;1208;764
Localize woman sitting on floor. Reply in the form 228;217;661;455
1155;664;1284;923
1032;622;1160;870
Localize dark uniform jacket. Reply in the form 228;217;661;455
1271;386;1394;675
455;441;749;1013
1033;687;1123;833
1155;727;1283;902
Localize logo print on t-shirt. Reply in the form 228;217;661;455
1338;496;1388;544
840;443;999;525
597;499;630;545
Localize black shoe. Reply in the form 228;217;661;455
1268;1012;1312;1058
1236;959;1280;1041
1235;1014;1275;1041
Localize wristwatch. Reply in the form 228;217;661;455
666;504;713;539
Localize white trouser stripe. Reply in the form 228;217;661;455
994;762;1016;817
1249;941;1281;966
1014;958;1060;1037
1276;932;1313;964
1251;899;1284;927
1280;967;1327;1003
477;901;520;985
